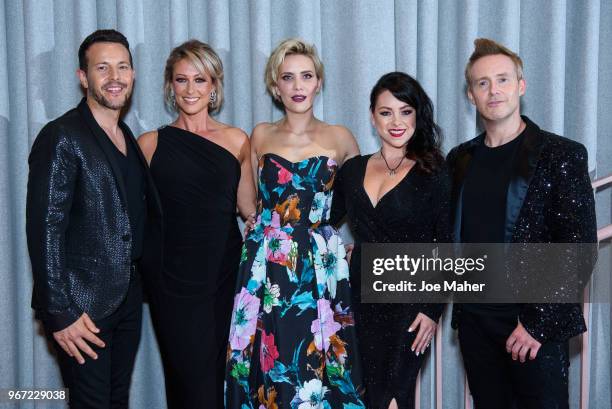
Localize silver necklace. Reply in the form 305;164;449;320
380;150;405;176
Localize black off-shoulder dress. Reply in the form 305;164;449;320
147;125;243;409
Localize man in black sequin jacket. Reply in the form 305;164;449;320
446;38;597;409
26;30;162;408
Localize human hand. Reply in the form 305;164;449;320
506;321;541;363
243;213;256;236
409;312;437;355
52;313;105;364
344;243;354;264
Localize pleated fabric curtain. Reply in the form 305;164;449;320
1;1;610;408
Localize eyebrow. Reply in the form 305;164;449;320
280;70;314;75
94;60;131;65
377;104;412;110
474;72;511;81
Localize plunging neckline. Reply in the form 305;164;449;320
109;136;128;158
361;154;414;209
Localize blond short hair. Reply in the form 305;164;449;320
465;38;523;85
164;39;224;113
264;38;324;99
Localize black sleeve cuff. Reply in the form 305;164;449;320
44;307;82;333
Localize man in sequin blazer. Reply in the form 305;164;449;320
26;30;162;408
446;38;597;408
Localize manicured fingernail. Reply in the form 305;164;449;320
408;327;413;332
416;351;420;356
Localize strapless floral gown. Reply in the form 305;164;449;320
225;153;365;409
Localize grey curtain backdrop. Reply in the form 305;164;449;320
1;1;610;408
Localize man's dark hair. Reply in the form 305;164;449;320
78;29;133;70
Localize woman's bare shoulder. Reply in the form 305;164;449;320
137;130;159;163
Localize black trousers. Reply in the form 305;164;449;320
458;311;570;409
47;270;143;409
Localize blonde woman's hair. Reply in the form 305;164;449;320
264;38;324;99
465;38;524;86
164;39;224;113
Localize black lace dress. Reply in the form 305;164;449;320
330;154;451;409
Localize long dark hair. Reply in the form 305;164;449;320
370;72;444;173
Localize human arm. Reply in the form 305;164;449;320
137;130;158;165
418;165;452;325
236;130;257;220
433;164;453;243
329;158;348;227
336;125;360;165
26;124;105;360
518;141;597;344
250;124;267;190
330;126;359;227
26;123;81;331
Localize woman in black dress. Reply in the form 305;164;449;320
331;72;451;409
138;40;256;409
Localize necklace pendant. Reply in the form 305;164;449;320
380;150;405;176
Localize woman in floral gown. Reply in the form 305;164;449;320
225;38;365;408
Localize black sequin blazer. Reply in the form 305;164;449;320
447;116;597;343
26;99;163;332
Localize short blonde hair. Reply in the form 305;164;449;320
164;39;224;113
465;38;523;85
264;38;324;99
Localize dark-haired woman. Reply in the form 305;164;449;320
331;72;451;409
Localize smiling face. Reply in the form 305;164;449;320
371;90;416;150
170;58;215;116
274;54;321;114
467;54;525;124
77;42;134;111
